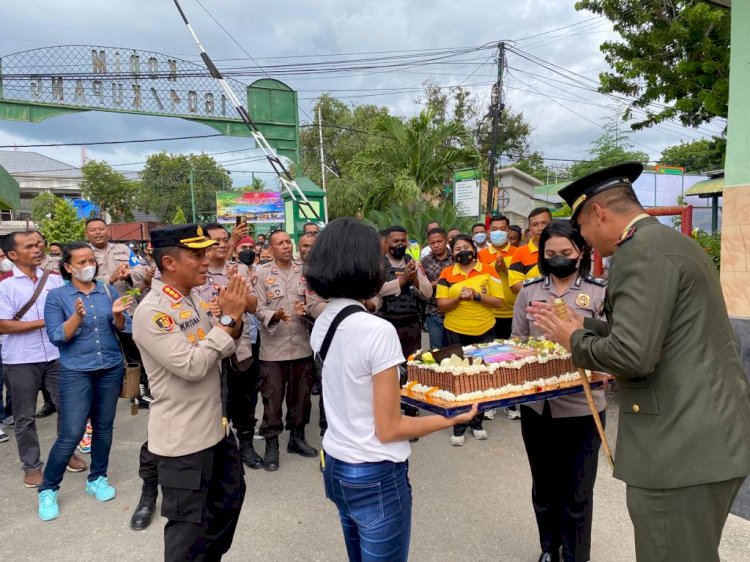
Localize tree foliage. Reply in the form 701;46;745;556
38;198;86;243
172;207;187;224
81;160;138;222
241;177;267;192
31;192;59;225
137;152;231;223
576;0;730;129
568;117;649;179
659;137;726;173
365;200;477;245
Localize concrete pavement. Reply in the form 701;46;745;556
1;389;749;561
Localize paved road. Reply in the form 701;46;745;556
2;388;749;561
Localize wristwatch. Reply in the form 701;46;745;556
219;314;236;328
473;293;482;302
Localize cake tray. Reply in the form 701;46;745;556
401;373;611;417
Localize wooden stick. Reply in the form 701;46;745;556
553;299;615;471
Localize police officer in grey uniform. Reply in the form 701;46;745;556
133;224;248;561
512;221;606;562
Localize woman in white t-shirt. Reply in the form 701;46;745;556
307;218;477;562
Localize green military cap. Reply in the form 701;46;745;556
150;224;216;249
558;162;643;225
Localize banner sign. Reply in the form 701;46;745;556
453;168;480;218
216;191;284;224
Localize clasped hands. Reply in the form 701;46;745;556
527;301;585;352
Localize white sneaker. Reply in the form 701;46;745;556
0;428;8;443
483;409;495;420
506;407;521;420
450;434;465;447
472;428;488;440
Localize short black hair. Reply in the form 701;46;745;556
202;222;226;234
471;223;486;233
152;246;182;272
60;241;98;281
48;242;63;252
298;232;316;243
304;218;384;300
1;230;35;257
386;225;407;236
378;229;389;239
528;207;552;222
449;233;477;253
490;215;510;228
268;229;288;244
85;217;107;227
537;220;591;278
427;227;446;238
510;225;522;235
303;222;319;231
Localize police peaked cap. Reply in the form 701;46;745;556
150;224;217;249
558;162;643;224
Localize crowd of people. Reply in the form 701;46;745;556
0;162;749;562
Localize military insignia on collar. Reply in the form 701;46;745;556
616;226;637;247
576;294;591;308
152;312;175;332
179;310;193;320
162;285;183;302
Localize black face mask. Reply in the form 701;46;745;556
389;245;407;260
238;249;256;266
455;250;475;265
543;255;579;278
259;258;272;265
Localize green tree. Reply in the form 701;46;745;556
38;198;85;243
31;192;59;225
568;117;649;179
355;109;479;208
172;207;187;224
241;177;267;192
81;160;138;222
137;152;231;223
365;200;476;245
576;0;730;129
659;137;726;173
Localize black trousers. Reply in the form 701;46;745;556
493;317;513;340
446;329;494;435
154;435;246;562
227;356;258;442
520;403;604;562
259;357;313;438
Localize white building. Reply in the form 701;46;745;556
494;167;554;228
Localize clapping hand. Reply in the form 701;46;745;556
459;287;475;301
74;298;86;318
113;295;133;315
273;307;292;325
218;275;250;321
109;264;130;284
208;298;222;318
527;301;584;352
294;300;307;316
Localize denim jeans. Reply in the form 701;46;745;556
40;365;123;491
324;454;412;562
425;314;447;350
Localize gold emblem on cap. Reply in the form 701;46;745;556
576;293;591;308
572;194;587;213
197;226;204;237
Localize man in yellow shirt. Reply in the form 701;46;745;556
478;215;516;339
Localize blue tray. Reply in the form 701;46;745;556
401;374;608;417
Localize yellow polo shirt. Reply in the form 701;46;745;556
478;243;517;319
436;262;504;336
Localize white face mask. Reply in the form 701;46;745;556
0;258;13;273
72;265;97;283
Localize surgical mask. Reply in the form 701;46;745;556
455;250;475;266
543;255;578;279
473;232;487;245
489;230;508;246
0;258;13;273
238;249;256;266
48;255;62;263
389;245;407;260
72;265;97;283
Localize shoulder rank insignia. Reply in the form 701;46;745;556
616;226;637;247
152;312;175;332
162;285;183;302
523;275;544;287
575;293;591;308
584;275;607;287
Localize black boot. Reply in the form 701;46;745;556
130;480;158;531
287;428;317;458
136;384;154;409
238;436;263;470
264;436;280;472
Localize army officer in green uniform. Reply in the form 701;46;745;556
531;163;750;562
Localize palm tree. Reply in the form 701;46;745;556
354;109;479;211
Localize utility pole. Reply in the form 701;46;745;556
486;42;505;224
189;166;196;223
318;105;329;223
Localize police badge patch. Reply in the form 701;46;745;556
576;294;591;308
152;312;175;332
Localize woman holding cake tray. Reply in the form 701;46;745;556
435;233;504;446
306;217;478;562
511;220;606;562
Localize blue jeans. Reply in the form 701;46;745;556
425;314;447;350
324;454;412;562
40;365;123;491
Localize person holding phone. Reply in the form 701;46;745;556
511;221;606;562
307;218;477;562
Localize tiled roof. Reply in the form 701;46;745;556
0;151;81;177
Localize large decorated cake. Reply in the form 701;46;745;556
404;338;587;402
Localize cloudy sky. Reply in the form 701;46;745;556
0;0;724;186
